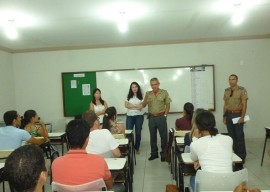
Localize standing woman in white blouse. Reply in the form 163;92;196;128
90;88;108;124
125;82;144;154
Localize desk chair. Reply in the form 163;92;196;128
52;178;107;192
194;168;248;192
261;127;270;166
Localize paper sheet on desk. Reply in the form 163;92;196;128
232;115;250;124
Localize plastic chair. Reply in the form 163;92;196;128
52;178;107;191
194;168;248;192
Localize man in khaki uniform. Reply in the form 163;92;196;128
223;74;248;162
142;77;171;161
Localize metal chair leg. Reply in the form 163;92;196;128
261;135;268;166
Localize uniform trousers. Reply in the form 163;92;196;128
148;115;168;157
226;113;246;161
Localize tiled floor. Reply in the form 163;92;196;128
2;126;270;192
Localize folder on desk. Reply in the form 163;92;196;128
232;115;250;124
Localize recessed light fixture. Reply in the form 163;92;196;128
5;20;18;39
117;12;128;33
231;3;244;26
98;2;146;33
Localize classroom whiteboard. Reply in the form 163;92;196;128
61;65;215;116
96;65;215;114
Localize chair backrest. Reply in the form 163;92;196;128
52;178;107;192
195;168;248;192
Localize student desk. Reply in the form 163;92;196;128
115;138;129;145
171;135;185;181
115;138;134;184
0;162;4;191
0;163;4;170
0;150;13;161
178;153;243;192
125;130;136;176
48;132;67;155
105;158;131;192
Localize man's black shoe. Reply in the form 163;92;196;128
148;155;158;161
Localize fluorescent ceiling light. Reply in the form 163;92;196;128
117;12;128;33
5;20;18;39
97;2;146;33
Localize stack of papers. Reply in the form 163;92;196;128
232;115;250;124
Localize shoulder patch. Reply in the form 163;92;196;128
225;88;230;91
238;86;245;90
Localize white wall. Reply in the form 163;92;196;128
0;51;15;120
11;39;270;138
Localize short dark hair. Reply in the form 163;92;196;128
82;110;98;128
3;110;18;126
195;110;218;136
150;77;159;83
4;145;46;192
230;74;238;80
66;119;90;149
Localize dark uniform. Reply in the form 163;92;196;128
146;89;172;159
223;86;248;161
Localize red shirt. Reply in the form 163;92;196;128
175;115;192;130
52;149;111;185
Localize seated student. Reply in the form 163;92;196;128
189;110;233;191
184;108;205;148
175;102;194;130
4;145;47;192
52;119;113;190
21;110;49;139
82;110;121;158
0;110;47;150
103;106;125;135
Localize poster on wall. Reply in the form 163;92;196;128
82;84;91;96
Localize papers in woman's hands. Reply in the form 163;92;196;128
232;115;250;124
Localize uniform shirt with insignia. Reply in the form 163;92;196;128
146;89;172;114
223;86;248;111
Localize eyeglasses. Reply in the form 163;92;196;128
230;90;233;97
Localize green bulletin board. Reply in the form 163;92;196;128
62;72;96;117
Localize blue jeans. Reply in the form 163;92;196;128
148;116;168;156
226;113;246;160
126;115;144;150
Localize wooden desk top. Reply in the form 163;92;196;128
176;137;184;144
174;130;190;137
0;149;14;159
105;158;126;170
181;153;242;164
115;138;129;145
48;132;65;137
125;130;133;134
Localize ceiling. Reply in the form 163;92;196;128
0;0;270;53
